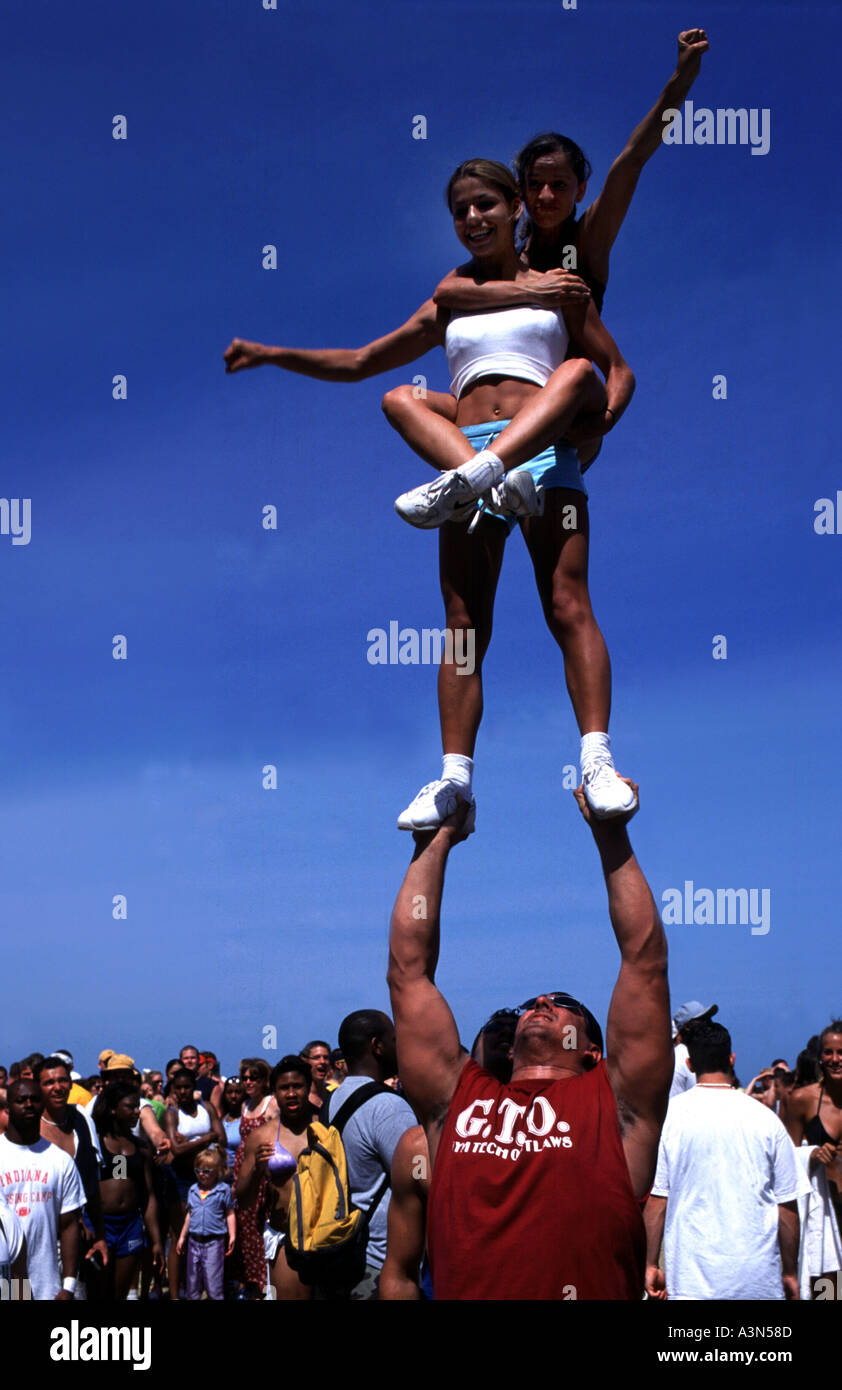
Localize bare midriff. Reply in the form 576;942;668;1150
455;375;540;426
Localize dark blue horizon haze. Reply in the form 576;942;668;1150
2;0;840;1082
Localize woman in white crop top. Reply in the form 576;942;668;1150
223;160;637;823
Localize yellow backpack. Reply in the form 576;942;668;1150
286;1084;392;1289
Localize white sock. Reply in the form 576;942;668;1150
456;449;504;493
580;731;612;772
442;753;473;796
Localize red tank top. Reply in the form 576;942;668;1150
426;1059;644;1300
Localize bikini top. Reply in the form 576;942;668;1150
98;1138;147;1207
804;1085;837;1147
445;305;569;400
266;1117;297;1180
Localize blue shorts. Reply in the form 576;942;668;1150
461;419;586;535
103;1209;146;1258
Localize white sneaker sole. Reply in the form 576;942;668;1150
397;795;476;833
582;782;638;820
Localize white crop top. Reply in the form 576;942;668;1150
446;305;569;400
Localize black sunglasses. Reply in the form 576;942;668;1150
517;992;587;1016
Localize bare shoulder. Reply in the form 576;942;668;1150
788;1083;817;1114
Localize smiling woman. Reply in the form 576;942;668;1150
224;159;637;833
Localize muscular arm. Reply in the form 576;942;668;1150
579;29;709;282
380;1126;428;1301
578;802;671;1197
224;299;445;382
387;815;472;1127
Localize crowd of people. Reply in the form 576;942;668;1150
1;940;840;1300
3;27;837;1307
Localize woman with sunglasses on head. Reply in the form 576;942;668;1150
231;1058;278;1298
226;157;635;826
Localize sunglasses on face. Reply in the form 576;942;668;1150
517;993;587;1016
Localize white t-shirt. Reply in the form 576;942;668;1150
652;1086;803;1300
669;1043;696;1099
0;1135;86;1300
0;1199;25;1287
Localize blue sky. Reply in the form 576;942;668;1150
3;0;840;1083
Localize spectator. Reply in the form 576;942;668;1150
669;1002;717;1100
787;1020;842;1234
232;1059;278;1298
326;1011;416;1300
51;1050;92;1107
35;1056;109;1287
236;1057;315;1301
163;1068;226;1299
0;1079;85;1299
218;1077;245;1177
645;1021;802;1300
18;1054;45;1080
178;1045;215;1104
177;1146;234;1301
84;1054;170;1159
93;1083;165;1299
388;788;671;1300
301;1041;335;1114
330;1050;348;1085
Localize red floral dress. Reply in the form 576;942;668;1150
233;1097;275;1291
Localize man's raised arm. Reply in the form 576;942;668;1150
575;785;672;1196
387;809;472;1125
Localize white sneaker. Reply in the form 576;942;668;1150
582;758;638;819
395;471;482;529
489;469;545;519
397;779;476;832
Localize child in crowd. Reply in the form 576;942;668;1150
177;1146;235;1300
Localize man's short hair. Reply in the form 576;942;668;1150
337;1011;391;1064
33;1056;71;1082
270;1056;312;1089
686;1021;732;1075
301;1040;331;1058
20;1052;45;1072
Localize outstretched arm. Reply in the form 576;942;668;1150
574;786;672;1197
387;808;473;1126
224;299;445;382
580;29;710;282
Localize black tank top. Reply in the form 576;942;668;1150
523;220;607;314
